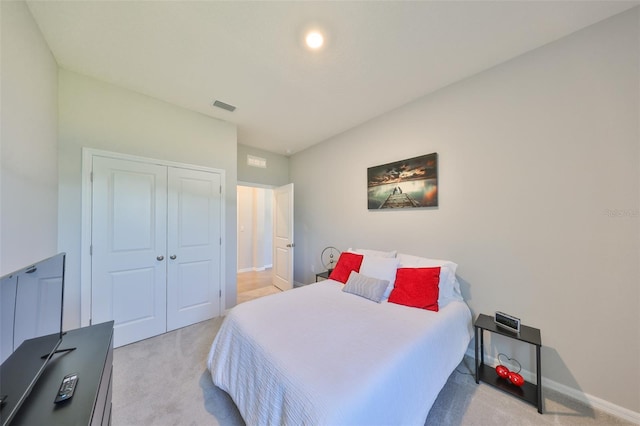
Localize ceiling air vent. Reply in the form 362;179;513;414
212;100;236;112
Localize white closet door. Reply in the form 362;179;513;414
166;167;222;331
91;157;168;347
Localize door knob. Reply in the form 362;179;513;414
170;255;177;260
157;255;164;261
286;243;295;248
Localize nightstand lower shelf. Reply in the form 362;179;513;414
477;364;539;408
474;313;543;414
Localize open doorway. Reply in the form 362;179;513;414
236;185;280;303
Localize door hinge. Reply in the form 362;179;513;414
220;237;222;245
90;245;93;255
220;185;222;194
219;289;222;298
90;171;93;182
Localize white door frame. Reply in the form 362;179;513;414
80;148;226;327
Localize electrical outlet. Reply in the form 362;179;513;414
311;265;315;273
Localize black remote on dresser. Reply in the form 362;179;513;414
54;373;78;403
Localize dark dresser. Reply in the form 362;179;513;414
10;321;114;426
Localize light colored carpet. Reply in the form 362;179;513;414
112;316;634;426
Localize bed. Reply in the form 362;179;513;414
207;251;473;425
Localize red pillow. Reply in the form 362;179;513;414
388;267;441;312
329;252;364;284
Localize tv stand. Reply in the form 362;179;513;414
9;321;114;426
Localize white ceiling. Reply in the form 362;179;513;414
27;1;637;156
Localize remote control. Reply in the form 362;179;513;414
54;373;78;403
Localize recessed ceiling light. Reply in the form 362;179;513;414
305;31;324;49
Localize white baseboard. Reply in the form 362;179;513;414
465;348;640;424
237;265;272;273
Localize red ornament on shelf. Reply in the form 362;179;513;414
495;364;510;379
508;371;525;387
496;353;525;387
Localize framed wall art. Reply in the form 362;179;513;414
367;152;438;209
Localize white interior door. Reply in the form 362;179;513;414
91;157;168;347
166;167;222;331
273;183;294;291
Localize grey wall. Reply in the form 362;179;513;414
238;143;289;187
290;9;639;415
1;1;59;274
58;70;238;329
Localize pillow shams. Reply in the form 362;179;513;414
396;253;463;305
329;252;364;283
388;267;440;311
342;271;390;303
358;255;400;298
350;248;397;258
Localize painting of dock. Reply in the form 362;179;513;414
367;153;438;209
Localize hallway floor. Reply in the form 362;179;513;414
237;269;281;304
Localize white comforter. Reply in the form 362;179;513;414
207;280;472;426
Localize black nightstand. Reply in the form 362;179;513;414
474;313;543;414
315;271;330;282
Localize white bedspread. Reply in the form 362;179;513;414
207;280;472;425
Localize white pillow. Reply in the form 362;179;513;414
396;253;463;306
348;248;397;258
359;255;400;298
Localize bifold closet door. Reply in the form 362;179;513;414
91;157;168;348
91;156;223;347
166;167;222;331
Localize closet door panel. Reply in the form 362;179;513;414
91;157;168;347
167;167;222;331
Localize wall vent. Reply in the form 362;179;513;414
247;155;267;168
212;100;236;112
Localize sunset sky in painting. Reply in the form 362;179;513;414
367;153;437;187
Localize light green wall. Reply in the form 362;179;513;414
1;1;58;274
291;9;640;416
238;144;289;187
58;70;238;328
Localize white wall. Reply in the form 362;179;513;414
291;9;639;417
237;185;273;272
237;186;255;271
0;1;58;274
58;70;238;329
263;190;273;267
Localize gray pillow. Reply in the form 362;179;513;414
342;271;390;303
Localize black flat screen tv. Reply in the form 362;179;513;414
0;253;65;426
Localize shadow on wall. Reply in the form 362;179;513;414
540;347;596;420
458;274;596;421
457;276;473;309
